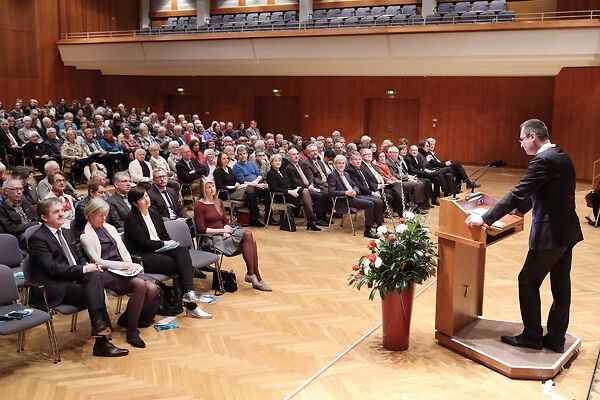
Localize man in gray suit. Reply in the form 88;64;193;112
466;119;583;353
106;171;132;230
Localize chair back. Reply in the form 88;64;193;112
0;234;23;268
21;256;32;284
23;224;41;248
164;219;193;248
0;264;19;304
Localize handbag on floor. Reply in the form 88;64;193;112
211;268;238;296
156;282;183;316
279;213;296;232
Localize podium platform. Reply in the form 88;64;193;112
434;192;581;380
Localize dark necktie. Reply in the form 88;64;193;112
140;160;150;177
162;190;176;218
57;229;76;266
187;160;193;171
357;168;368;187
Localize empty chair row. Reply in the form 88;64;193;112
208;11;297;25
161;16;197;28
437;0;507;16
312;5;417;20
425;9;515;24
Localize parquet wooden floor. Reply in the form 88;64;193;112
0;167;598;400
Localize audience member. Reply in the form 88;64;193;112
176;144;208;198
128;148;153;189
107;171;132;230
0;178;38;248
44;171;76;229
148;167;187;220
232;145;271;226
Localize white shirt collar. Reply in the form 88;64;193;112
46;224;60;236
536;142;556;155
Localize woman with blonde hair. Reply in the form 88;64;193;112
194;178;271;291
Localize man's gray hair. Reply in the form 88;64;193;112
333;155;347;165
113;171;131;182
236;144;248;154
44;160;59;172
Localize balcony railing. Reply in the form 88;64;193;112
60;10;600;40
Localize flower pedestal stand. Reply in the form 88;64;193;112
381;283;415;351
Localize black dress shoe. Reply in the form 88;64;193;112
500;334;543;350
467;181;481;189
91;320;112;337
431;198;440;206
315;219;329;227
250;219;265;227
93;341;129;357
364;229;378;239
307;222;321;231
267;217;278;226
126;336;146;349
543;336;565;353
194;270;207;279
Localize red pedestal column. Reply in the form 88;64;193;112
381;283;415;351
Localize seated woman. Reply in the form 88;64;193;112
119;126;140;160
194;178;271;292
123;187;211;319
44;170;75;229
266;154;321;231
204;149;217;179
61;129;97;184
80;197;159;348
213;151;253;206
166;141;182;174
128;148;153;189
189;139;206;165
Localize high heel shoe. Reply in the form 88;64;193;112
307;222;321;231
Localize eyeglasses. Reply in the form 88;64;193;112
5;187;24;192
54;179;66;183
519;132;532;144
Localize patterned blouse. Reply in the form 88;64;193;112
61;141;85;160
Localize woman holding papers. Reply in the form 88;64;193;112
123;186;211;319
80;197;159;348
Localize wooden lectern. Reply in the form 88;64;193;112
435;192;581;380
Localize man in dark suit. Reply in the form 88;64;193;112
421;138;480;192
466;119;583;353
327;155;379;238
28;198;128;357
107;171;132;230
359;149;404;216
148;167;187;220
0;118;24;165
0;178;38;249
405;144;454;201
385;146;431;207
285;148;329;225
176;144;208;198
346;152;387;223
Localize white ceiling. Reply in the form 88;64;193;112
58;25;600;76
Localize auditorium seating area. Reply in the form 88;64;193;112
141;1;516;35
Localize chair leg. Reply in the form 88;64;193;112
349;210;355;236
115;296;123;315
70;313;78;332
45;321;59;364
16;331;24;352
328;198;337;229
266;205;273;229
48;318;61;362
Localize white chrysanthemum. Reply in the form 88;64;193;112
362;258;371;268
374;257;382;268
375;239;381;246
376;225;388;234
363;265;371;275
403;211;415;220
395;224;408;234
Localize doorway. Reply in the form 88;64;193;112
255;96;301;139
365;98;420;146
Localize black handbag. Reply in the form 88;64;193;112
279;213;297;232
156;282;183;316
212;269;238;295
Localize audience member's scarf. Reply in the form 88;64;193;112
103;135;116;146
52;188;72;211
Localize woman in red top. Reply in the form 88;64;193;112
194;178;271;292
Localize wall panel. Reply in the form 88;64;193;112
98;75;555;171
556;0;598;12
552;67;600;181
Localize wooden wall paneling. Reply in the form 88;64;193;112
256;96;301;137
365;98;420;147
58;0;140;34
556;0;598;12
552;67;600;181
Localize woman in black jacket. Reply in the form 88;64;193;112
265;154;320;231
123;187;211;319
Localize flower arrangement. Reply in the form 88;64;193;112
348;211;438;300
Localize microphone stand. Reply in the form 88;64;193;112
450;161;504;199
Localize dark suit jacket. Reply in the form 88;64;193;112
0;128;23;148
123;208;171;255
284;162;310;188
405;154;429;177
0;199;38;248
176;158;208;183
304;157;328;190
327;170;359;198
419;149;446;169
106;193;130;230
28;225;87;307
347;165;377;195
266;169;295;194
147;185;186;219
482;146;583;250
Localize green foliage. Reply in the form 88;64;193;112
348;213;437;300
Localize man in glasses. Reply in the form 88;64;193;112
466;119;583;354
0;178;38;249
148;167;187;220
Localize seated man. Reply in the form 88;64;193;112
0;118;24;165
0;178;38;249
232;145;271;226
176;144;208;198
405;145;454;201
28;198;128;357
358;148;404;216
345;152;388;220
148;167;187;220
23;132;57;174
424;138;480;191
304;144;332;225
107;172;132;230
327;155;379;239
284;148;329;226
384;146;431;208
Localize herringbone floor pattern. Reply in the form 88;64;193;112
0;167;598;400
